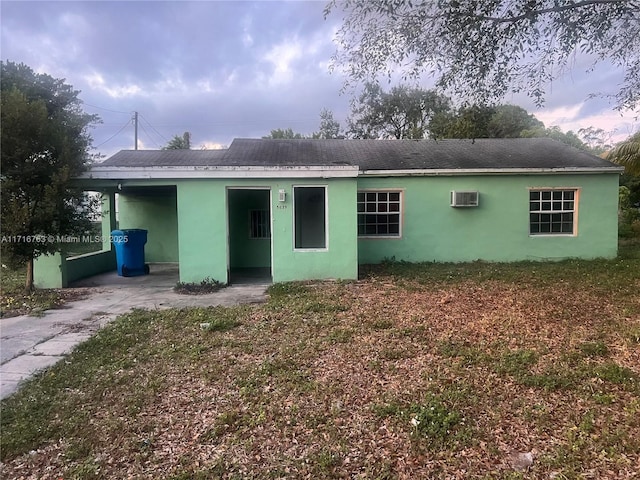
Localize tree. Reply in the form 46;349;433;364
607;131;640;176
347;83;451;139
576;127;613;155
1;61;100;292
312;109;343;139
262;128;306;139
326;1;640;110
163;131;191;149
520;125;589;150
431;104;544;139
487;105;545;138
429;105;493;140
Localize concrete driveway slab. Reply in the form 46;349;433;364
1;264;269;400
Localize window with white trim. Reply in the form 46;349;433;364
357;191;402;237
529;189;576;235
249;210;270;239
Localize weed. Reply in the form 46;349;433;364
65;458;102;479
371;402;404;418
408;395;465;449
520;371;577;391
437;339;489;366
624;326;640;344
592;392;616;405
578;340;609;358
174;277;224;294
266;282;309;298
328;327;354;344
495;349;538;376
308;447;341;476
370;319;394;330
199;317;241;332
595;363;639;391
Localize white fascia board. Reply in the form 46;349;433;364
360;166;625;176
81;165;360;179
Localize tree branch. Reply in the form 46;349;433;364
477;0;638;24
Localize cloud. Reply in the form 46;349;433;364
85;72;143;99
536;104;637;143
262;37;304;86
3;0;634;160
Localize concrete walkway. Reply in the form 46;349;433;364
0;264;269;400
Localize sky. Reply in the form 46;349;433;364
1;0;638;160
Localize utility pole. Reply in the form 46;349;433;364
133;111;138;150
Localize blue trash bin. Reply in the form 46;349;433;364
111;229;150;277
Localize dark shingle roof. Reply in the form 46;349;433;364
98;138;619;171
100;149;227;167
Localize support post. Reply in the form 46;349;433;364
133;111;138;150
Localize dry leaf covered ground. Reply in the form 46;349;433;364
1;250;639;479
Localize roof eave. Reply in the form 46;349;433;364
359;167;625;176
80;165;360;179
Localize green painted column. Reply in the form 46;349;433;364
34;252;68;288
101;190;117;251
176;180;229;283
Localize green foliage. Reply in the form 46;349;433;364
496;349;539;376
618;185;640;238
520;125;589;150
431;104;544;139
347;82;451;139
163;132;191;150
577;127;614;155
0;61;100;289
263;128;306;139
174;277;224;294
312;108;343;139
408;396;464;449
0;264;67;317
578;341;609;358
266;282;310;298
594;363;639;390
608;131;640;176
327;0;640;110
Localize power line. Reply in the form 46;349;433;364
139;113;171;145
93;119;132;149
83;102;131;115
137;121;162;149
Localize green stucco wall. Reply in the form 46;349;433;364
357;173;620;264
65;171;617;288
34;193;118;288
271;179;358;282
175;178;358;284
118;191;179;262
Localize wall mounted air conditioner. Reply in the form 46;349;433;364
450;191;479;207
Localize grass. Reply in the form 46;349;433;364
1;243;639;478
0;265;85;318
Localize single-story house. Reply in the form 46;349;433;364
34;138;624;287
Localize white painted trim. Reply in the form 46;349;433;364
360;167;624;176
81;165;622;181
82;165;359;180
527;187;580;237
356;189;404;239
